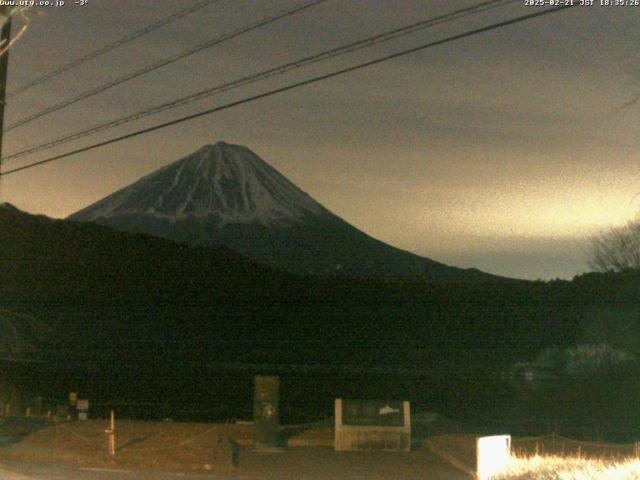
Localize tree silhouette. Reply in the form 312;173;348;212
589;219;640;272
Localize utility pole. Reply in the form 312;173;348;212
0;7;12;201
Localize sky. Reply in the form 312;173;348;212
2;0;640;280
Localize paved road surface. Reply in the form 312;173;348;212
0;448;470;479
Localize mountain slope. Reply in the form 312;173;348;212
69;141;491;279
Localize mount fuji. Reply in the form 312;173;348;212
69;141;489;279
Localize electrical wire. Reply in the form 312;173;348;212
6;0;224;99
4;0;518;162
3;0;328;132
0;4;577;177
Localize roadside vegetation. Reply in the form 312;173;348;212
497;454;640;479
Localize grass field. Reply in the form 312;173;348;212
497;454;640;479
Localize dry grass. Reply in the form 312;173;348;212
496;454;640;479
0;419;253;472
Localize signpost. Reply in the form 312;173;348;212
334;399;411;451
77;399;89;420
476;435;511;480
104;410;116;456
253;375;280;451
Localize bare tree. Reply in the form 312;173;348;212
589;219;640;272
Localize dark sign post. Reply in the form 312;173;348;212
253;375;280;451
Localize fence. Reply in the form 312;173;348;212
512;433;639;460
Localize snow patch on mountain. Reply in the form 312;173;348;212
71;142;328;226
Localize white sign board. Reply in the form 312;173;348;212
76;399;89;411
334;399;411;451
477;435;511;480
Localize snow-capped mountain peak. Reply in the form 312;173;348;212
71;142;327;226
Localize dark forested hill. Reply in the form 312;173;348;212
3;202;637;369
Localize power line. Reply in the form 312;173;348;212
0;5;576;178
4;0;328;132
6;0;224;99
4;0;518;162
